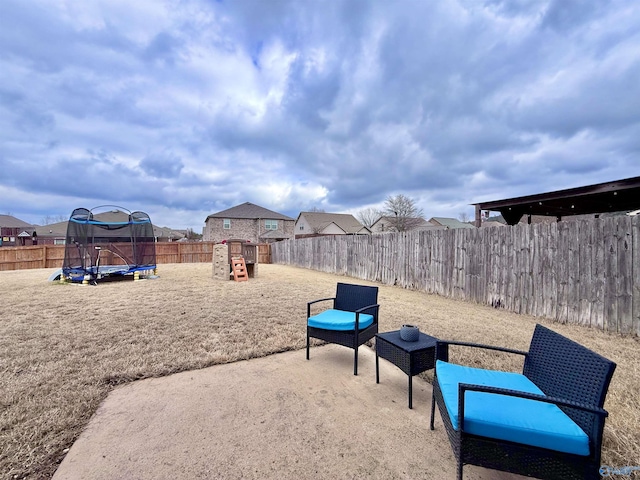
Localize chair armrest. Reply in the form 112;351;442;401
355;304;379;315
436;340;528;362
458;384;609;418
354;304;379;328
307;297;335;318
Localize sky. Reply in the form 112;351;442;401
1;0;640;231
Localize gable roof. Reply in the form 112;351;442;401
297;212;369;234
429;217;476;229
0;214;33;228
206;202;294;221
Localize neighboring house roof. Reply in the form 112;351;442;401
259;230;291;240
429;217;476;229
206;202;294;221
372;216;444;231
153;226;185;240
0;214;33;228
33;222;67;237
297;212;370;234
92;210;130;223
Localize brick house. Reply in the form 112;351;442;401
33;221;68;245
0;214;36;247
203;202;294;244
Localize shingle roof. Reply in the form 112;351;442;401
153;226;185;239
206;202;294;221
429;217;476;229
0;214;33;228
259;230;291;240
33;222;67;237
298;212;368;234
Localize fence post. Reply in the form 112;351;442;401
42;245;47;268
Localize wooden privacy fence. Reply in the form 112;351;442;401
271;216;640;336
0;242;272;271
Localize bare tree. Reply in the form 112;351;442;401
382;194;425;232
458;212;470;223
356;207;381;228
186;228;203;241
309;206;325;213
41;214;68;225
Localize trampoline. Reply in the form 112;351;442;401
62;206;157;283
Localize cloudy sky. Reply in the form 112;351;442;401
1;0;639;230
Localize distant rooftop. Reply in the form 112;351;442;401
298;212;368;234
429;217;476;229
0;214;33;228
206;202;294;221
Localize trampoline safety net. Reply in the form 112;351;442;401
62;207;157;281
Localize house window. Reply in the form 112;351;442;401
54;238;65;245
223;219;231;229
265;220;278;230
299;226;304;230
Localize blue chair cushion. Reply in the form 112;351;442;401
436;360;589;456
307;309;374;331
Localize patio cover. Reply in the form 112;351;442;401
473;176;640;226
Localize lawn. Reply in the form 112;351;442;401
1;263;638;479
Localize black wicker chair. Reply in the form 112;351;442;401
306;282;379;375
430;324;616;480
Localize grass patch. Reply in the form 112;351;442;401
1;263;638;478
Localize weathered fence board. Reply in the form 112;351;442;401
633;217;640;335
271;216;639;336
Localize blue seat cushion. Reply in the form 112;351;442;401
436;360;589;456
307;309;374;331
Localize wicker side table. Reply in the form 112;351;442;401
375;330;437;409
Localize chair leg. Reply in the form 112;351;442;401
430;387;436;430
306;330;310;360
457;459;463;480
353;346;358;375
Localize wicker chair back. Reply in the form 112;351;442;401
334;282;378;312
523;324;617;435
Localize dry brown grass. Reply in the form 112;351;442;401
0;263;638;479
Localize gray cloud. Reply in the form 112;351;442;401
140;151;184;179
